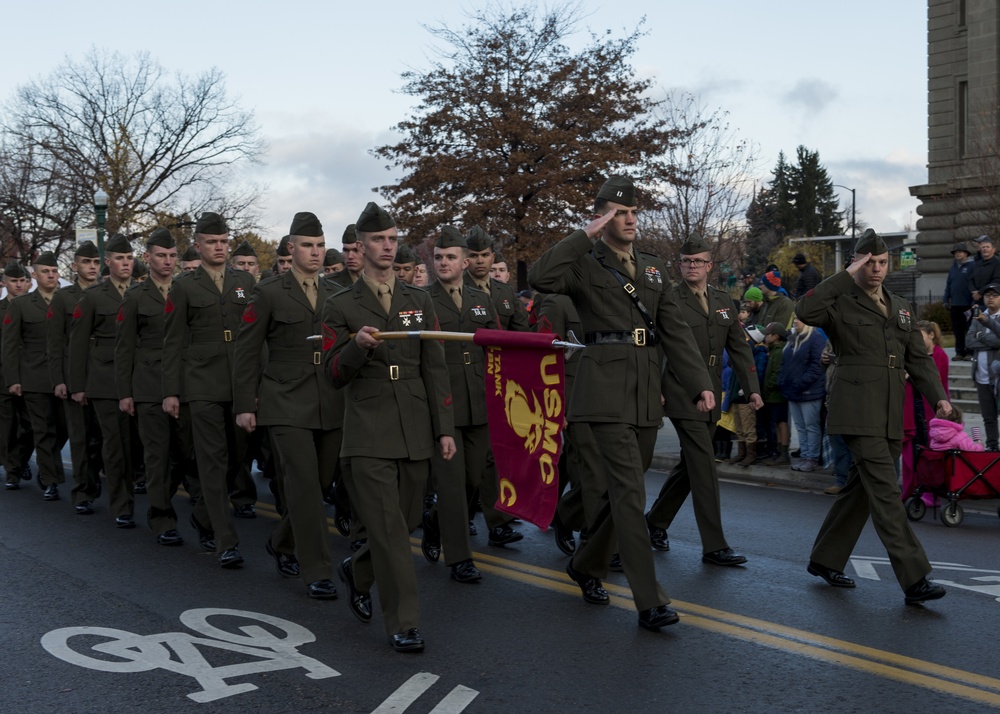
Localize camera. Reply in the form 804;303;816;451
973;305;981;318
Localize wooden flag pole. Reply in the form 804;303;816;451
306;330;584;351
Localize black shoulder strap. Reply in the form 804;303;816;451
595;254;661;346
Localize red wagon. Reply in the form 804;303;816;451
908;445;1000;527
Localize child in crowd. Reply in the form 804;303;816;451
726;325;768;466
760;322;790;465
928;405;984;452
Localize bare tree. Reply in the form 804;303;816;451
638;91;760;271
0;48;265;259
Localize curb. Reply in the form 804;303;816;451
650;453;835;492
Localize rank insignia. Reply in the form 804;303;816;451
242;304;256;323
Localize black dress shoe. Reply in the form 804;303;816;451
133;480;147;495
421;510;441;564
266;541;300;578
233;504;256;519
702;548;748;566
608;553;623;572
334;506;351;538
807;561;856;588
468;520;477;536
219;547;244;568
190;514;216;552
338;557;372;623
904;578;946;605
350;538;366;552
157;529;184;546
647;523;670;551
115;515;136;529
551;512;576;556
5;481;20;490
75;501;94;515
307;579;338;600
566;563;609;605
487;524;523;547
638;605;680;630
450;559;482;583
389;628;424;653
20;465;32;482
43;484;60;501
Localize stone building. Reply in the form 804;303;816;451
910;0;1000;297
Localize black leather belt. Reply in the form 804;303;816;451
268;347;323;365
584;329;653;347
354;365;421;381
835;355;902;369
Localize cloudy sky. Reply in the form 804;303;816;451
0;1;928;241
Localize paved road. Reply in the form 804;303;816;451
3;465;999;713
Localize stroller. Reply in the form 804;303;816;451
908;445;1000;527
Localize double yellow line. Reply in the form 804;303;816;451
254;502;1000;707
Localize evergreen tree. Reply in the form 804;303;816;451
789;146;842;236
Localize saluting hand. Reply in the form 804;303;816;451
847;253;872;277
695;390;715;412
439;435;457;461
583;209;617;239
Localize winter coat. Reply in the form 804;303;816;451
794;264;822;299
778;330;827;402
928;418;984;452
762;341;785;404
943;257;975;307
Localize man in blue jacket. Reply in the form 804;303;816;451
943;242;975;360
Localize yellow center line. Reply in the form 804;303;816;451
253;502;1000;704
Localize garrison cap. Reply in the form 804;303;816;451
436;226;467;250
74;240;100;258
3;261;26;278
276;236;291;257
324;248;343;266
464;225;493;252
231;240;257;258
597;175;636;206
289;211;323;237
395;244;417;264
147;227;176;249
680;233;712;256
105;234;134;254
132;259;148;278
342;224;358;246
356;202;395;233
195;212;228;235
854;228;888;255
182;246;200;262
101;264;109;277
33;251;58;267
951;242;971;255
493;251;506;264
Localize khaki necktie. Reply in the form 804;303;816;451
477;280;490;295
213;272;224;293
698;290;709;314
118;282;126;298
449;287;462;309
303;278;317;310
871;291;887;317
377;283;392;313
623;253;636;280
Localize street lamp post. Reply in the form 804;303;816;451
832;184;856;240
94;189;109;262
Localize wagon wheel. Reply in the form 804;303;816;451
905;497;926;521
940;501;964;528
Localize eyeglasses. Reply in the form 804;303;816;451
679;258;710;267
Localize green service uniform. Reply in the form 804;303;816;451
115;279;198;536
234;270;344;584
162;266;256;551
797;269;946;591
323;277;454;636
528;231;712;611
646;283;759;553
426;280;498;564
0;296;34;482
48;283;104;504
69;281;134;517
464;273;530;332
3;292;68;489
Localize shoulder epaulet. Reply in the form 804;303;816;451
257;273;282;288
83;282;104;294
125;281;143;293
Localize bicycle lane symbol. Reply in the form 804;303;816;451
40;608;340;703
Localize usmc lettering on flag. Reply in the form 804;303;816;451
478;329;565;528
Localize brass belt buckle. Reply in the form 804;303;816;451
708;354;717;367
223;330;233;342
633;328;646;347
463;351;472;365
389;365;400;380
313;351;321;365
888;355;897;368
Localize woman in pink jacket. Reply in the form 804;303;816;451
901;321;950;503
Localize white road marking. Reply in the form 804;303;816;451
371;672;439;713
